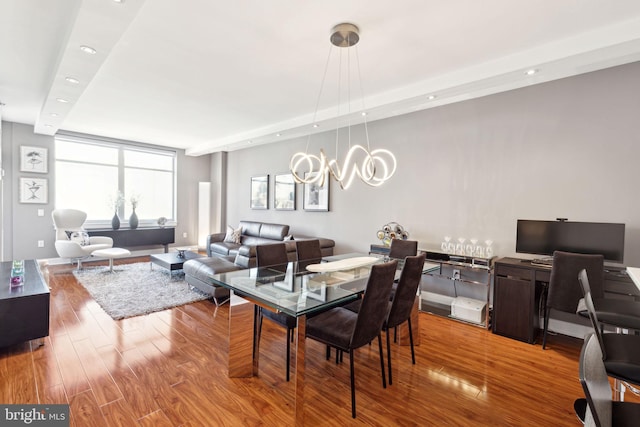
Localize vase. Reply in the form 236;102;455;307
111;212;120;230
129;209;138;230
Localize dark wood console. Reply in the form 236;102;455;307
493;257;640;344
87;227;175;252
0;260;50;348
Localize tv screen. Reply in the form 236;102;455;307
516;220;625;263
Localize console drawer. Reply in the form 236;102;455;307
495;264;532;280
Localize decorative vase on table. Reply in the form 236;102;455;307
129;209;138;230
111;212;120;230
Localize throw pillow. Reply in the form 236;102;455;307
224;225;242;244
69;231;90;246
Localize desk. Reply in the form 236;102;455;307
210;256;437;424
493;257;640;344
0;260;50;348
623;267;640;292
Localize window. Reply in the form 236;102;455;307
55;135;176;226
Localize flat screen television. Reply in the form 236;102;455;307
515;219;625;263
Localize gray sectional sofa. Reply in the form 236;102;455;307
184;221;335;304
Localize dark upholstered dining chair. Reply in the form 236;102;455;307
306;259;398;418
384;253;425;385
578;269;640;395
575;333;640;426
295;239;322;272
255;243;296;381
543;251;604;349
388;239;418;260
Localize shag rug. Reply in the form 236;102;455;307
73;262;208;320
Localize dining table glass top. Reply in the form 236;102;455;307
210;260;373;317
209;253;439;318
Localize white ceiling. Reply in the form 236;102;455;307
3;0;640;156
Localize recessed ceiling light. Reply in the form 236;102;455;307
56;98;69;103
50;113;59;117
65;76;80;84
113;0;125;3
427;95;437;100
80;45;96;54
361;112;367;116
247;140;253;144
525;68;539;76
276;133;282;137
313;124;319;128
44;124;53;128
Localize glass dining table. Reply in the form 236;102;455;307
208;253;438;425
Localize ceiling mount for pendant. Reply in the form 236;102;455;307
330;23;360;48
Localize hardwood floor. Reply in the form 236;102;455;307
1;257;634;426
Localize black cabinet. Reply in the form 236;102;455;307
493;258;543;344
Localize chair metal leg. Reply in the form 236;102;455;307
407;318;416;364
378;333;387;389
542;307;550;349
386;327;393;386
349;349;356;419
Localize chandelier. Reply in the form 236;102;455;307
289;23;397;190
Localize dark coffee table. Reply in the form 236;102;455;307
150;251;204;276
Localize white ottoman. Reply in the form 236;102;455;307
92;248;131;272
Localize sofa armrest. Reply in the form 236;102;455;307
207;232;227;256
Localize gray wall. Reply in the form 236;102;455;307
0;122;210;261
224;61;640;267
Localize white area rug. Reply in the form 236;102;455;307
73;261;208;320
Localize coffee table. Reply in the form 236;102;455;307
150;251;204;276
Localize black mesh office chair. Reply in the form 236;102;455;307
542;251;604;349
578;269;640;394
306;260;398;418
575;333;640;426
256;243;296;381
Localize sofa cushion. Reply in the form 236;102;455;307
210;241;241;256
238;220;289;240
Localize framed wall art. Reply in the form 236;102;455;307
20;177;48;204
303;172;329;211
274;173;296;210
20;146;48;173
250;175;269;209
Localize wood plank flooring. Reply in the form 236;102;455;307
1;257;636;426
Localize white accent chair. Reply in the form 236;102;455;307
52;209;113;269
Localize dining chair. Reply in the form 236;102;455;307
388;239;418;260
384;253;425;385
306;259;398;418
255;243;296;381
295;239;322;272
578;269;640;397
543;251;604;349
575;333;640;426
